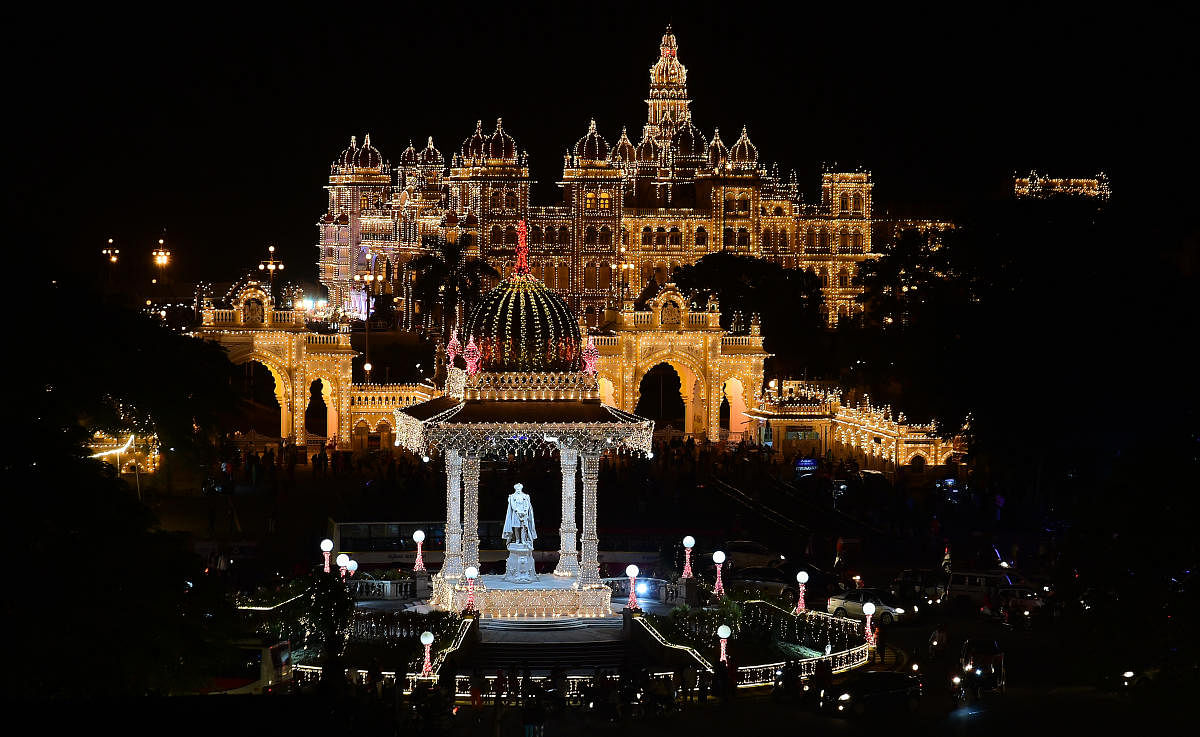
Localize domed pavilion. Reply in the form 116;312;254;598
395;221;653;618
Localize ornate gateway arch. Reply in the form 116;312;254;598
592;284;768;438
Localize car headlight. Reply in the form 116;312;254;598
952;676;962;685
1122;671;1134;679
895;608;905;614
913;605;919;613
963;664;971;672
838;692;851;701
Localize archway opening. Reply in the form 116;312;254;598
598;376;616;406
636;363;685;432
305;379;330;443
721;378;749;439
227;360;286;439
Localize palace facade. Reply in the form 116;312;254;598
317;27;876;329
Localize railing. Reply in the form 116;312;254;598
591;336;619;348
721;336;761;348
635;616;714;673
210;309;236;323
347;578;416;600
306;333;348;346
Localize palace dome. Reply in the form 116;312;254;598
344;133;382;168
671;121;706;159
611;127;636;164
461;120;486;160
419;136;443;166
635;135;660;163
485;118;517;161
464;266;582;374
399;140;419;166
707;127;728;169
574;119;609;162
730;126;758;168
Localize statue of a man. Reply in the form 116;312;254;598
502;483;536;546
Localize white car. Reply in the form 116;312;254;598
827;589;910;624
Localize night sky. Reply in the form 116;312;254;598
13;4;1196;284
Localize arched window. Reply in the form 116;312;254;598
599;226;612;246
598;192;611;210
696;227;708;247
490;225;503;245
806;226;816;252
530;226;543;245
491;191;502;209
838;227;849;252
774;206;784;216
599;263;612;289
724;197;735;214
737;195;749;213
668;227;681;246
585;262;597;289
558;226;570;245
851;230;864;253
839;192;850;212
819;228;830;252
505;226;518;245
641;227;652;246
762;229;772;250
737;228;750;248
820;267;830;286
585;192;597;210
543;262;555;288
723;227;735;248
779;230;788;250
545;227;556;245
655;227;666;247
556;262;569;289
853;192;864;213
505;190;518;209
585;227;598;245
837;268;850;288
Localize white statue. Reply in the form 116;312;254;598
502;483;538;583
502;483;537;545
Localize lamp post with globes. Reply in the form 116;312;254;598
464;566;478;611
320;538;334;573
420;631;435;676
681;536;695;578
796;570;809;613
626;564;640;611
717;624;731;663
259;245;285;287
712;550;726;599
336;553;349;579
347;559;358;577
863;601;877;648
412;530;426;572
353;272;376;372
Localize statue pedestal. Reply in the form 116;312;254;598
503;542;539;584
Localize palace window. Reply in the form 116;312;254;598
838;268;850;288
696;227;708;246
840;193;850;212
851;230;864;253
819;228;830;252
599;226;612;246
558;226;570;245
490;225;503;245
738;195;750;213
779;231;788;250
585;192;597;210
505;226;518;245
853;192;864;213
762;229;772;250
642;227;652;246
530;226;543;245
806;226;816;252
545;227;555;245
655;227;666;247
585;227;598;245
737;228;750;248
491;191;502;209
598;192;611;210
585;262;597;289
668;227;681;246
774;206;784;216
839;227;849;251
599;263;612;289
725;197;735;214
723;227;734;248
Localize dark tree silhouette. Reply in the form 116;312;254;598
409;233;499;342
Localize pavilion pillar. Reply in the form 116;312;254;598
554;448;580;576
442;449;464;577
463;454;481;572
577;454;602;586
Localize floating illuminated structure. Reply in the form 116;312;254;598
395;222;652;618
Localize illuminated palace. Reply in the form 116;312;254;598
318;27;876;329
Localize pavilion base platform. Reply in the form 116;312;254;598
431;573;613;619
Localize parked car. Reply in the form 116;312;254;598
720;540;787;569
819;670;923;716
827;588;911;624
725;566;799;607
957;639;1006;698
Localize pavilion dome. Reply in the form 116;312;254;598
635;135;660;163
464;267;582;374
671;121;706;159
485;118;518;161
398;140;419;166
707;127;728;169
419;136;443;166
730;126;758;168
355;133;383;167
461;120;487;160
574;119;610;162
611;127;636;164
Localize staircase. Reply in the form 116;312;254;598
462;618;634;674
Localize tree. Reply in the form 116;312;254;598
409;233;499;341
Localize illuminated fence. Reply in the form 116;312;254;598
346;578;416;600
601;576;682;604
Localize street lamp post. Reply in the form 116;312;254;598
681;536;695;579
258;245;285;287
712;550;726;599
420;631;435;676
626;564;640;611
717;624;731;663
364;362;373;384
336;553;350;579
353;273;376;371
412;530;426;572
863;601;876;648
796;570;809;613
464;566;478;611
347;559;358;577
320;538;334;573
